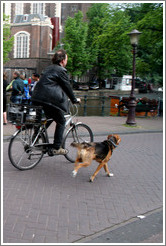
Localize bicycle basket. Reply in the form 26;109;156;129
7;104;45;125
7;104;24;124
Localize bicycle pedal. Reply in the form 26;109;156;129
48;149;54;156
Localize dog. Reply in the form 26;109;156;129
71;134;121;182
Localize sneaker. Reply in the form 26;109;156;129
52;148;68;155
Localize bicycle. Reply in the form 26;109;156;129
7;102;94;171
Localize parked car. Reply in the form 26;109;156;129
138;82;148;93
71;80;89;91
89;80;99;90
77;82;89;91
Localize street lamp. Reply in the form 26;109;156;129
126;29;142;125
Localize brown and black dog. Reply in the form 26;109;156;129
71;134;121;182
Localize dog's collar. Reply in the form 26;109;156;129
108;138;118;148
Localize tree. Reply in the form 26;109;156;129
61;3;163;86
98;8;133;77
86;3;111;79
62;11;90;80
86;3;163;86
135;3;163;85
3;14;14;64
86;3;133;78
121;3;163;85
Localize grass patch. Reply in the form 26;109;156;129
123;124;142;128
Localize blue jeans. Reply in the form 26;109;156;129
10;95;23;104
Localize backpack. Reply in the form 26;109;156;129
22;84;31;103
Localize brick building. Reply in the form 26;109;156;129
4;14;54;79
3;2;61;79
3;2;91;80
61;3;91;39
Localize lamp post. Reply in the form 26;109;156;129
126;29;142;125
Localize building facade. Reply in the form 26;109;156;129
4;2;61;27
3;2;91;80
61;3;91;39
4;2;61;79
5;14;54;78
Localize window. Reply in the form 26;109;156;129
23;14;28;21
14;32;30;58
71;5;78;12
32;3;45;15
15;3;23;15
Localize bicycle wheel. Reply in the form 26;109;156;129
8;125;46;170
63;123;93;163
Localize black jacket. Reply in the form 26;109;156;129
11;77;24;96
3;79;8;98
31;64;77;113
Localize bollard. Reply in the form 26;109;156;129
84;95;87;116
101;96;105;116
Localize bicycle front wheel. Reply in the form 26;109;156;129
8;126;46;170
63;123;93;163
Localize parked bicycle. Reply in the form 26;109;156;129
7;102;94;170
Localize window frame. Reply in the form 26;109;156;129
14;31;30;58
15;3;23;15
71;5;78;12
31;3;45;15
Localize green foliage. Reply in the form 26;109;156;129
86;3;111;78
135;3;163;85
3;14;14;64
98;9;133;77
62;11;90;79
62;3;163;86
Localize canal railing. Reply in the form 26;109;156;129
75;94;163;117
6;92;163;117
79;95;111;116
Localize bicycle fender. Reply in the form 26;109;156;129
11;130;20;138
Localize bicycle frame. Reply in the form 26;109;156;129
12;104;80;148
63;122;81;144
64;103;79;126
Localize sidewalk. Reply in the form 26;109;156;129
3;116;164;244
3;115;163;140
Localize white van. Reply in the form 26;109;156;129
114;75;132;91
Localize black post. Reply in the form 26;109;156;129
101;96;105;116
84;95;87;116
126;45;137;125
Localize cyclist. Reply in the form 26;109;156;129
31;49;79;155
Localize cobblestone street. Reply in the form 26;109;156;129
3;118;163;243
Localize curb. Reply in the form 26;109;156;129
93;129;163;136
74;208;163;244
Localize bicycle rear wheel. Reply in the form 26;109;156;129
63;123;93;163
8;125;46;170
